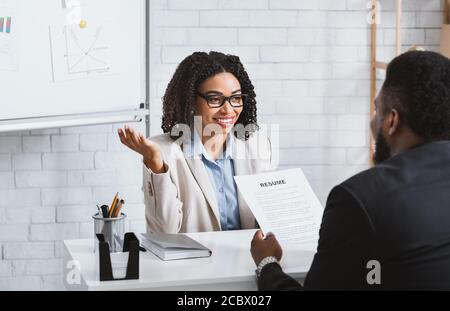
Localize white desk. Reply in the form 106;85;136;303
63;229;315;291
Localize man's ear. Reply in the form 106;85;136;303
387;109;400;136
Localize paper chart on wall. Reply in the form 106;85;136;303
0;0;20;71
49;0;119;82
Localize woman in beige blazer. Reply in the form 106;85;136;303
118;51;275;233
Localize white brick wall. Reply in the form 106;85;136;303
0;0;443;290
51;135;79;152
12;154;42;171
3;242;54;259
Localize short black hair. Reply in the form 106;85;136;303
382;51;450;140
161;51;258;140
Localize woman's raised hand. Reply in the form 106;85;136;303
118;125;165;173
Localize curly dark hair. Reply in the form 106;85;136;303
382;51;450;141
161;51;258;140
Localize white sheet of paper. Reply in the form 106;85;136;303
234;168;324;249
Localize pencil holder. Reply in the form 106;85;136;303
93;213;126;253
96;232;140;281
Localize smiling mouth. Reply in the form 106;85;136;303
214;116;236;127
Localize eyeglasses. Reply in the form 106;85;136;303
197;92;248;108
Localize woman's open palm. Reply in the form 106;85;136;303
118;125;164;173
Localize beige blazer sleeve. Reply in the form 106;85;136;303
143;161;183;234
142;133;220;234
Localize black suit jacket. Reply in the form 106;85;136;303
258;141;450;290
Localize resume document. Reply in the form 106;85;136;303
234;168;324;249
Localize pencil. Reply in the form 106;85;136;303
109;192;119;217
109;198;119;218
113;199;124;218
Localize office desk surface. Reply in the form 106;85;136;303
63;229;315;291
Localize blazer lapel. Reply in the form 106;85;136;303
232;136;257;229
184;156;221;229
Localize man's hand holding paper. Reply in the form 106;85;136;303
234;168;324;250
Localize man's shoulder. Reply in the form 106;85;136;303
340;141;450;196
335;165;386;213
340;165;379;190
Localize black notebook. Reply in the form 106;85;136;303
139;233;212;261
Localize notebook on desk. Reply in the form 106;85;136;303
139;233;212;261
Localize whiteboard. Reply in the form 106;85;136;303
0;0;145;123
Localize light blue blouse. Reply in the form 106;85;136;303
192;131;241;230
